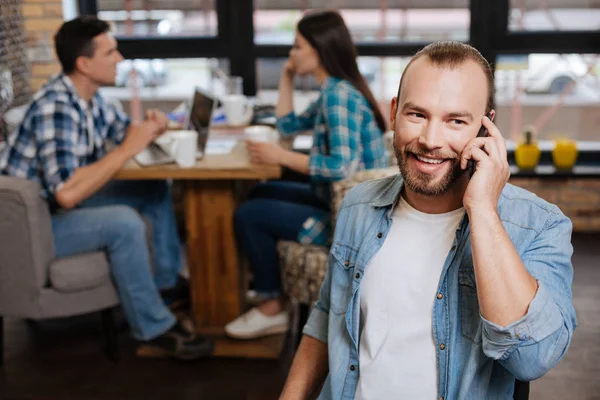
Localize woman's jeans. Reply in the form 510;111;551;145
234;181;329;299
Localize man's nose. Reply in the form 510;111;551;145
417;121;445;149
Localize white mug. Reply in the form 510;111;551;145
222;94;253;126
244;125;278;143
161;130;198;167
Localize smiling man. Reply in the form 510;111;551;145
280;41;576;400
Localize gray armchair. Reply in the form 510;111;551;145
0;176;121;365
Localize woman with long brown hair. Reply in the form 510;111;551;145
226;10;388;339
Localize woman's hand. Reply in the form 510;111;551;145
276;58;296;118
246;140;287;166
283;58;296;80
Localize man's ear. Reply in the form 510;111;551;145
390;97;398;130
489;109;496;122
74;56;91;75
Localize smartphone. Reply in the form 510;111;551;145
468;113;493;177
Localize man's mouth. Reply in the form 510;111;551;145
414;154;445;164
408;153;452;174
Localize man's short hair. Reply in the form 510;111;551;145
397;41;495;113
54;16;110;74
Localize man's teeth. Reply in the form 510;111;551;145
416;155;444;164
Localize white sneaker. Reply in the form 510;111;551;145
245;290;265;306
225;307;289;339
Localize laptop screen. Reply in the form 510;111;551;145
187;89;216;154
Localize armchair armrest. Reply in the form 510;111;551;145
0;176;55;315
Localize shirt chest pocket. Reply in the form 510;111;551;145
458;268;483;344
329;243;359;315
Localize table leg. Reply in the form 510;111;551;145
183;180;288;359
184;180;241;329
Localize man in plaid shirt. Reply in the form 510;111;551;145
0;17;212;360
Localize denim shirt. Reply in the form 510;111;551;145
303;174;577;400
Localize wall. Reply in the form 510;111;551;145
22;0;63;92
0;0;31;139
511;178;600;232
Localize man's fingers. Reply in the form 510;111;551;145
461;138;486;169
482;115;507;155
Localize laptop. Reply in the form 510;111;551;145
134;88;218;166
187;88;218;159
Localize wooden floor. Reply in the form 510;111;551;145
1;233;599;400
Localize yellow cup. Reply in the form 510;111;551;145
515;143;541;170
552;139;578;170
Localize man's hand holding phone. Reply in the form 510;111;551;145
460;115;511;213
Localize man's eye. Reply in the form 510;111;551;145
451;119;466;125
410;112;425;118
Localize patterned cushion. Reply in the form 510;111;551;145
278;240;328;305
331;167;398;224
279;167;399;305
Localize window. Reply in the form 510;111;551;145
494;53;600;142
256;56;410;121
100;58;229;101
253;1;470;45
508;0;600;31
97;0;218;37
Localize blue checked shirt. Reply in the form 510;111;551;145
276;77;388;245
0;74;130;206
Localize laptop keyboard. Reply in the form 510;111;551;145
134;143;174;166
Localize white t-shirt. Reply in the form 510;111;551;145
355;196;465;400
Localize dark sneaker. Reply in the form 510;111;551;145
160;276;191;312
137;322;214;361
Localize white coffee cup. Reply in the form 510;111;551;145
223;94;253;126
244;125;278;143
160;130;198;167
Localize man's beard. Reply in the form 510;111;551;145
394;140;466;196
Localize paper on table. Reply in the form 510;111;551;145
204;137;239;155
293;135;313;151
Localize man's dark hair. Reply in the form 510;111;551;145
54;17;110;74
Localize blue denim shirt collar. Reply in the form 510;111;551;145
371;173;403;208
372;173;472;232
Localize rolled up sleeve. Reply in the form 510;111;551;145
35;101;79;198
303;305;329;344
302;250;335;344
482;213;577;381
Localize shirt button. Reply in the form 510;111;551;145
350;365;356;371
355;273;361;279
377;232;383;239
440;344;446;350
345;260;350;267
437;293;443;300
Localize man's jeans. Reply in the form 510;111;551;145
234;181;329;299
51;180;180;340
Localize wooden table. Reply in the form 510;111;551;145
116;140;286;358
